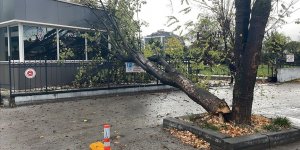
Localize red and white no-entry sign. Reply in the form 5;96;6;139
24;68;36;79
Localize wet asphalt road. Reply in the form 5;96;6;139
1;82;300;150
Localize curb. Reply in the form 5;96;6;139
198;75;267;82
3;85;176;107
163;117;300;150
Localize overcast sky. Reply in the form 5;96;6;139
139;0;300;41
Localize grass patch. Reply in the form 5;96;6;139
201;65;229;76
263;117;291;132
198;64;270;77
257;65;270;77
273;117;291;127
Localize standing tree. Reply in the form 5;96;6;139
232;0;271;124
263;32;290;77
285;41;300;64
164;37;185;72
86;0;272;124
188;18;225;66
286;41;300;55
193;0;235;60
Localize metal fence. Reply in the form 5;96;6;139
0;57;161;100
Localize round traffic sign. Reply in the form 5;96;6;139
25;68;36;79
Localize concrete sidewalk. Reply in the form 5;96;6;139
1;83;300;150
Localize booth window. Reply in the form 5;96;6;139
23;25;57;60
59;29;85;60
10;26;19;60
0;27;8;61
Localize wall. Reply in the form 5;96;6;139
0;0;15;22
277;67;300;82
0;0;103;29
0;62;9;88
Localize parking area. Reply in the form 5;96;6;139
1;83;300;150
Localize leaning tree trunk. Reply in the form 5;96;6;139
232;0;271;124
133;53;230;114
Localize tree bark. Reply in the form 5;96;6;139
232;0;271;124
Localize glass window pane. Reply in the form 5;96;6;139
59;30;85;60
0;27;8;61
10;26;19;60
24;25;57;60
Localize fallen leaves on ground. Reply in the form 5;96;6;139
167;128;210;149
251;114;272;131
191;113;272;137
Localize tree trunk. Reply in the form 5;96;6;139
232;0;271;124
132;53;230;114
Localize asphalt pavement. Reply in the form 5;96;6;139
1;82;300;150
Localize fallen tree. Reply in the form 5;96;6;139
85;0;271;124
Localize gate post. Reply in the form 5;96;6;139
45;57;48;92
3;56;16;107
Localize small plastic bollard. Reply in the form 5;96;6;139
103;124;111;150
103;138;111;150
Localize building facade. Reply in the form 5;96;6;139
0;0;110;90
0;0;106;62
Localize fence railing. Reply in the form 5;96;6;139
0;57;161;97
3;55;297;100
